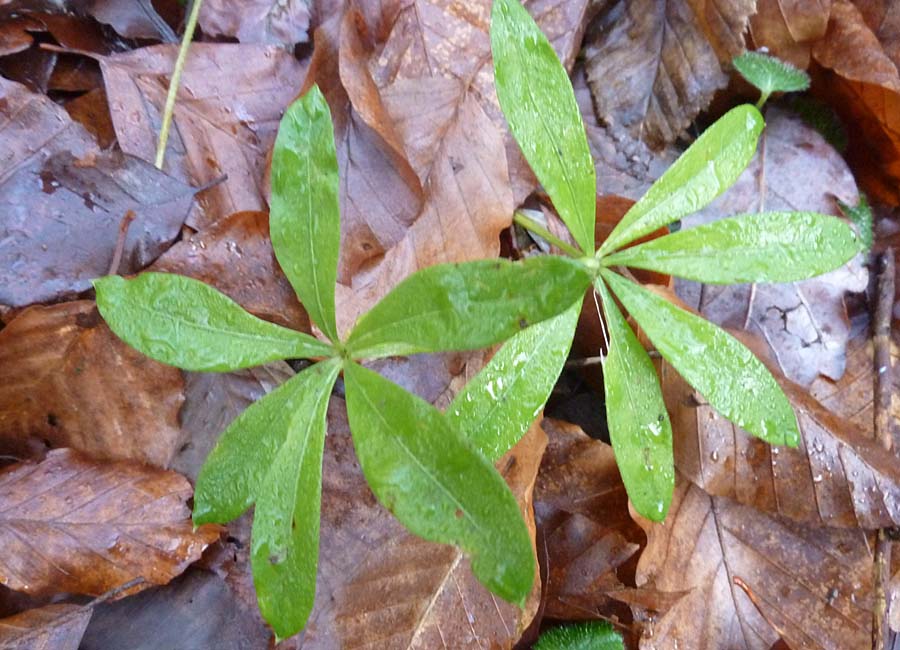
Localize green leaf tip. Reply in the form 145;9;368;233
838;194;873;253
271;83;341;343
734;51;810;96
534;621;624;650
344;362;535;605
94;272;333;372
491;0;596;254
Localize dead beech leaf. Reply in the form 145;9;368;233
676;108;868;386
632;477;873;650
810;1;900;204
150;211;309;331
0;449;220;598
749;0;832;68
583;0;755;149
78;570;270;650
534;419;644;622
100;44;306;227
0;603;91;650
0;301;184;467
0;77;95;184
199;0;310;46
0;149;195;308
663;358;900;529
70;0;177;41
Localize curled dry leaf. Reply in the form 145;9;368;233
583;0;755;149
0;603;91;650
534;419;643;622
0;301;184;467
69;0;177;41
632;477;873;650
0;449;220;598
676;109;868;386
663;357;900;529
199;0;310;46
0;150;195;308
100;44;306;227
150;211;309;331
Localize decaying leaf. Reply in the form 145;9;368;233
583;0;755;149
100;44;306;227
632;477;873;649
534;419;643;622
150;211;309;331
749;0;832;68
0;301;184;466
0;449;220;598
199;0;310;46
78;570;270;650
70;0;178;41
0;603;92;650
663;357;900;528
0;150;195;308
676;109;868;386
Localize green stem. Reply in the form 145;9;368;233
513;211;583;258
155;0;204;169
755;91;770;110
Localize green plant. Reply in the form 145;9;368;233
92;0;862;640
490;0;859;517
94;84;588;639
533;621;624;650
733;50;810;108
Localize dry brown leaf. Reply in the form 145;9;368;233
0;301;184;466
676;108;868;386
78;570;270;650
63;87;116;149
534;419;644;623
150;210;309;331
749;0;833;68
0;149;195;308
70;0;177;41
0;448;220;598
100;44;306;227
583;0;754;149
199;0;310;46
632;477;873;649
0;603;91;650
663;357;900;529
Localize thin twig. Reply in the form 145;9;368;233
155;0;204;169
107;211;137;276
872;247;895;650
743;123;768;330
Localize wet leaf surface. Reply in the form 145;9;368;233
1;150;195;308
676;109;869;386
199;0;310;46
0;449;220;598
0;603;92;650
632;477;874;650
0;301;184;466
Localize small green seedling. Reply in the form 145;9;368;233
733;50;810;108
533;621;624;650
489;0;859;522
94;87;590;638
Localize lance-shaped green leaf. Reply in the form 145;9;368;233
595;279;673;521
534;621;624;650
270;85;341;342
344;362;535;605
448;303;579;463
603;211;861;284
597;105;764;256
346;256;592;359
839;195;873;253
251;357;339;641
94;273;333;372
491;0;596;254
601;270;799;446
193;360;340;524
733;51;810;97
